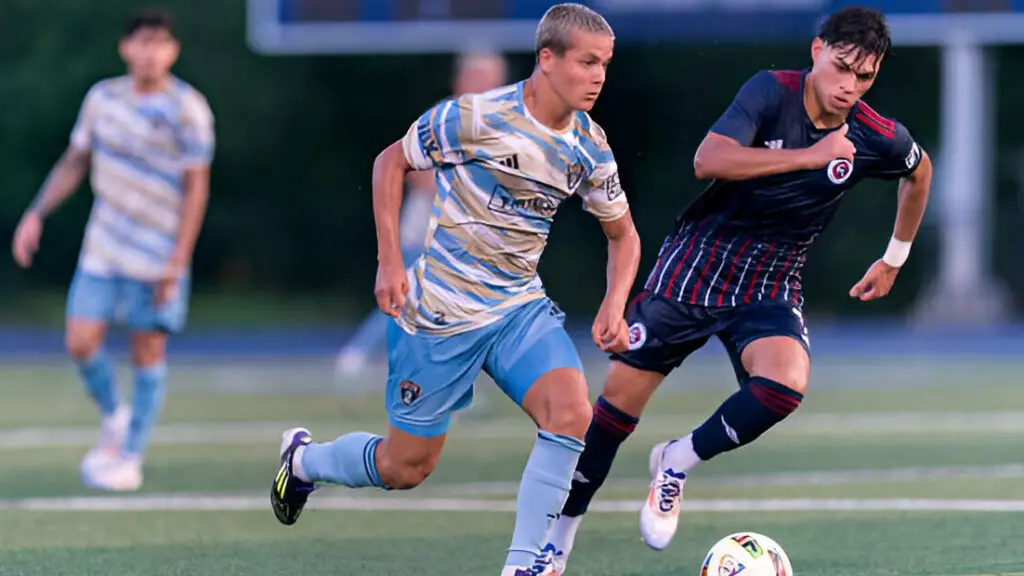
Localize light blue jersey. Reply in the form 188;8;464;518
387;81;630;438
399;81;628;337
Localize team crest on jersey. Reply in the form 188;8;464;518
566;162;586;191
399;381;421;405
627;322;647;350
826;159;853;184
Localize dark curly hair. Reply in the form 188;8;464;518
817;7;891;66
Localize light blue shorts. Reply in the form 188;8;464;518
66;269;191;334
385;297;583;437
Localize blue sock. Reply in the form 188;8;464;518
123;363;168;456
75;351;119;417
301;432;386;488
505;431;585;568
691;376;803;460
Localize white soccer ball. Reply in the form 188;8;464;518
699;532;793;576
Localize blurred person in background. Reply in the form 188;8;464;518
333;51;509;381
10;10;215;492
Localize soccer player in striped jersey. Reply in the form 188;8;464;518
538;7;933;572
10;10;214;492
334;51;509;380
270;5;641;575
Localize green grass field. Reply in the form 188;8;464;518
0;355;1022;575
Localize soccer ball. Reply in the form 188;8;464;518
699;532;793;576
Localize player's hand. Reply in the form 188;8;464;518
154;259;186;306
12;212;43;269
374;257;408;318
806;123;856;168
849;259;899;301
592;301;630;354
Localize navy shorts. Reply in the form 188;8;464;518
611;291;810;379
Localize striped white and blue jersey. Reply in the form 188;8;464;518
70;75;215;281
399;81;629;337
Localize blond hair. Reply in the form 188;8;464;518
534;3;614;56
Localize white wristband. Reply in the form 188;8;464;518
882;237;912;268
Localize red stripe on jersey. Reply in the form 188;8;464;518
663;233;699;298
770;70;801;92
717;238;752;306
689;238;721;304
743;245;775;304
855;101;895;138
769;253;795;300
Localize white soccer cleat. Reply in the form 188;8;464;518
80;405;131;477
538;513;582;575
82;454;143;492
639;441;686;550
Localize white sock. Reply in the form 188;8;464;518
548;513;583;554
661;434;702;475
291;445;311;482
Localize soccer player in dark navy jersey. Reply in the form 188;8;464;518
535;7;934;573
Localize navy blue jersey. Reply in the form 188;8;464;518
646;69;923;308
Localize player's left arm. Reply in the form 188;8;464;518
579;125;640;353
850;122;931;301
172;91;216;273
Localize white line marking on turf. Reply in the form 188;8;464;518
3;411;1024;449
1;495;1023;513
429;464;1024;496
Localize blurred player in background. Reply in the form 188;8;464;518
334;51;509;380
272;5;641;575
10;10;214;492
538;7;933;573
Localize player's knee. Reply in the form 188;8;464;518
600;360;664;417
751;368;807;395
526;368;592;439
741;336;810;394
65;328;103;361
130;332;167;366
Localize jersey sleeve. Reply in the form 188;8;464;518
873;121;923;180
707;70;782;146
401;95;477;170
578;120;629;222
179;89;216;168
69;84;103;151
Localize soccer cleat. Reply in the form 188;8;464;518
271;427;315;526
530;543;565;575
81;453;142;492
639;440;686;550
539;513;582;575
80;406;131;479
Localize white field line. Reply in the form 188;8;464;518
3;411;1024;449
1;494;1023;513
428;464;1024;496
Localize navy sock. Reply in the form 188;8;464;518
561;396;638;517
691;376;803;460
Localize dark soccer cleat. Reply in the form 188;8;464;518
271;427;315;525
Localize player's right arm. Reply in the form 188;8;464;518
693;71;850;181
371;95;475;315
12;85;97;268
